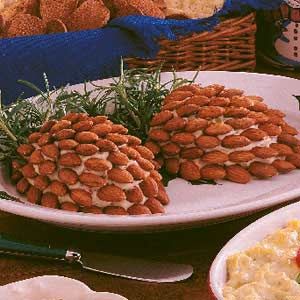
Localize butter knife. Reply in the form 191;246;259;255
0;235;193;283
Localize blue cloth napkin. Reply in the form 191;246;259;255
0;0;283;104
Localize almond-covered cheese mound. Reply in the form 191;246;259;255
146;84;300;184
13;113;169;215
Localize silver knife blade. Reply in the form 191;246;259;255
78;251;193;283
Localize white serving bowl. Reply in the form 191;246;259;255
0;275;127;300
209;201;300;299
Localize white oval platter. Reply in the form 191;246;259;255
209;200;300;300
0;275;127;300
0;71;300;232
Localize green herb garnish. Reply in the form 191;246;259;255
0;191;20;202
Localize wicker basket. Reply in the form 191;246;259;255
126;13;256;72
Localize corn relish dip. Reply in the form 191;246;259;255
223;220;300;300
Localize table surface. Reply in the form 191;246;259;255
0;60;300;300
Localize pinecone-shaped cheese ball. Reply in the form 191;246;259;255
14;113;169;215
146;84;300;184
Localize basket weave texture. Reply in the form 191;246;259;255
126;13;256;72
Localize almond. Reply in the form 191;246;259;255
270;143;293;156
22;164;37;178
16;178;30;194
165;158;180;174
150;111;173;126
127;164;146;180
57;139;79;150
230;96;251;108
29;150;44;164
205;123;232;136
226;165;251;184
241;128;267;141
163;117;186;131
281;124;298;136
41;193;59;209
107;133;128;145
145;198;165;214
33;175;49;190
249;162;277;178
11;171;23;182
75;131;98;144
96;139;118;152
196;136;220;149
53;129;76;140
177;104;199;117
246;95;264;102
229;151;255;162
278;133;300;147
137;157;155;171
49;180;68;196
40;120;57;133
39;160;56;175
224;107;249;118
293;146;300;154
126;187;144;203
84;158;111;172
58;168;78;185
181;147;203;159
247;112;269;124
140;177;159;197
28;132;42;143
41;144;59;159
180;161;201;181
185;118;208;132
110;124;128;134
127;204;151;215
272;160;296;173
258;123;282;136
209;97;230;107
162;101;186;111
62;113;80;123
266;115;285;126
72;120;93;132
127;135;142;146
251;101;268;112
220;88;243;98
164;91;193;103
81;206;103;214
186;95;210;106
144;141;160;155
225;118;256;130
162;143;181;156
61;202;79;212
156;182;170;205
208;84;225;95
134;146;154;160
251;147;278;159
75;144;98;156
38;133;52;146
91;123;112;136
150;170;162;182
12;160;24;170
26;186;41;204
70;189;92;207
175;84;202;93
17;144;34;157
104;206;128;215
107;151;129;165
202;151;228;164
79;172;107;187
265;109;285;118
171;132;195;145
108;168;133;183
201;165;226;180
59;153;82;167
222;135;251;148
91;116;108;124
97;185;126;202
197;86;218;97
198;106;224;119
120;146;140;159
50;120;71;133
286;153;300;168
148;129;170;142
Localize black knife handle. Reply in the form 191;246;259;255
0;234;68;261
